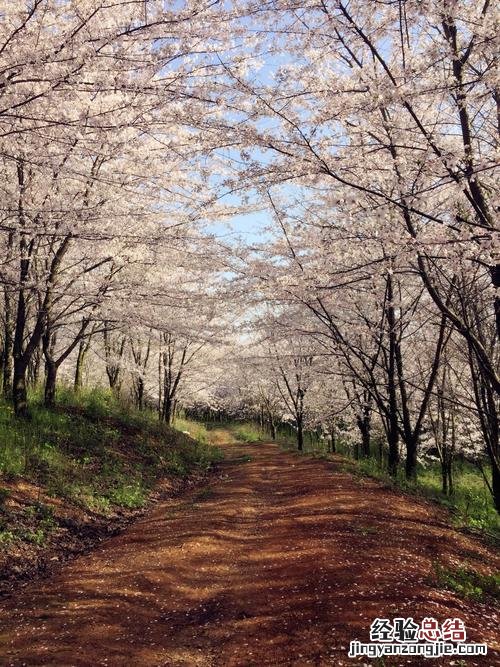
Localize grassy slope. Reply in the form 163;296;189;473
0;389;222;578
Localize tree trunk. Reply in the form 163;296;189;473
357;412;371;458
28;344;42;388
2;294;13;397
492;462;500;514
13;357;28;417
136;377;144;410
44;360;57;407
297;417;304;451
361;425;370;458
447;463;453;496
162;395;173;425
405;436;418;481
441;462;448;495
387;427;399;477
74;341;87;391
386;271;400;476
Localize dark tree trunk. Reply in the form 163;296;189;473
361;424;370;458
12;285;29;417
387;427;399;477
162;395;173;425
441;461;448;495
13;357;28;417
447;464;453;496
136;377;145;410
405;436;418;481
386;272;400;476
297;418;304;451
357;409;371;458
492;463;500;514
440;452;453;496
2;294;13;397
44;360;57;407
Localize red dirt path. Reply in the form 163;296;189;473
0;441;498;666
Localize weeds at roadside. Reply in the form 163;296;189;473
432;562;500;604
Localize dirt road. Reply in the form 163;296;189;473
0;441;498;666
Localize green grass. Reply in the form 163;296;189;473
176;418;265;444
230;422;263;443
433;562;500;603
0;387;223;515
347;455;499;537
172;417;210;445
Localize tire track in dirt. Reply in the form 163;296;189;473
0;441;498;666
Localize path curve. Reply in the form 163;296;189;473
0;441;498;666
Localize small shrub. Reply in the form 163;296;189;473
0;529;16;545
18;527;47;546
107;480;147;508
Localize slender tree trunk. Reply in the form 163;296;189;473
441;456;453;496
28;343;42;388
494;280;500;342
361;424;370;458
357;410;371;458
387;427;399;476
162;395;173;425
297;417;304;451
386;271;400;476
12;285;28;417
74;341;87;391
44;360;57;407
441;456;448;495
492;462;500;514
136;377;144;410
13;357;28;417
2;293;13;397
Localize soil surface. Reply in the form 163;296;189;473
0;439;498;666
0;468;206;597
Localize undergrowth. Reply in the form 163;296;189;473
0;387;222;525
433;562;500;604
346;455;499;538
